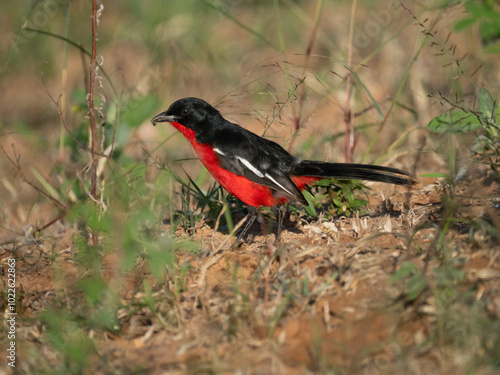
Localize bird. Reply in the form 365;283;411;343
151;97;416;243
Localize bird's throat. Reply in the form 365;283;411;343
169;121;197;143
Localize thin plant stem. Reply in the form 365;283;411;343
59;1;70;161
289;0;324;152
344;0;357;162
89;0;99;246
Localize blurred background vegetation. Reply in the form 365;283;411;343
2;0;499;234
2;0;497;224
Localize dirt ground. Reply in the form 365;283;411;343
2;164;499;374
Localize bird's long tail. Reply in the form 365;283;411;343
292;161;416;187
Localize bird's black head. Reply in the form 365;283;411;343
151;97;222;134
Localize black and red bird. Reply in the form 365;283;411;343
152;97;416;242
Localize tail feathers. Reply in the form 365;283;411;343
293;161;416;187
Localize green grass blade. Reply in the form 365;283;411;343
345;65;384;120
30;166;61;201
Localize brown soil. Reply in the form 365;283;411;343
2;168;499;374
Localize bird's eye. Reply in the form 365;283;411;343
182;108;189;115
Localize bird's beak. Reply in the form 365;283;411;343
151;112;180;126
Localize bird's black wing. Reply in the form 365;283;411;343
210;123;305;201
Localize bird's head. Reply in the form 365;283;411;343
151;97;221;133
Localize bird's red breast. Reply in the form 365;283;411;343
169;121;317;207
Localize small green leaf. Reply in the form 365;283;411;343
390;261;417;283
454;17;477;31
405;274;427;300
427;110;481;133
465;1;482;16
314;178;333;187
345;187;354;203
30;166;61;201
353;198;368;207
303;190;317;218
479;87;495;119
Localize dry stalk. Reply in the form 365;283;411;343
88;0;101;246
289;0;324;152
89;0;98;200
344;0;357;162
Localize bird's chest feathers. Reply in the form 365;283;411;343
191;141;220;169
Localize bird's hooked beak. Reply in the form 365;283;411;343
151;112;180;126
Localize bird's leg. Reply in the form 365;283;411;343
275;205;286;243
235;205;259;244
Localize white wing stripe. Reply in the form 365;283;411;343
237;157;264;178
265;173;293;196
213;147;226;156
235;156;293;196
